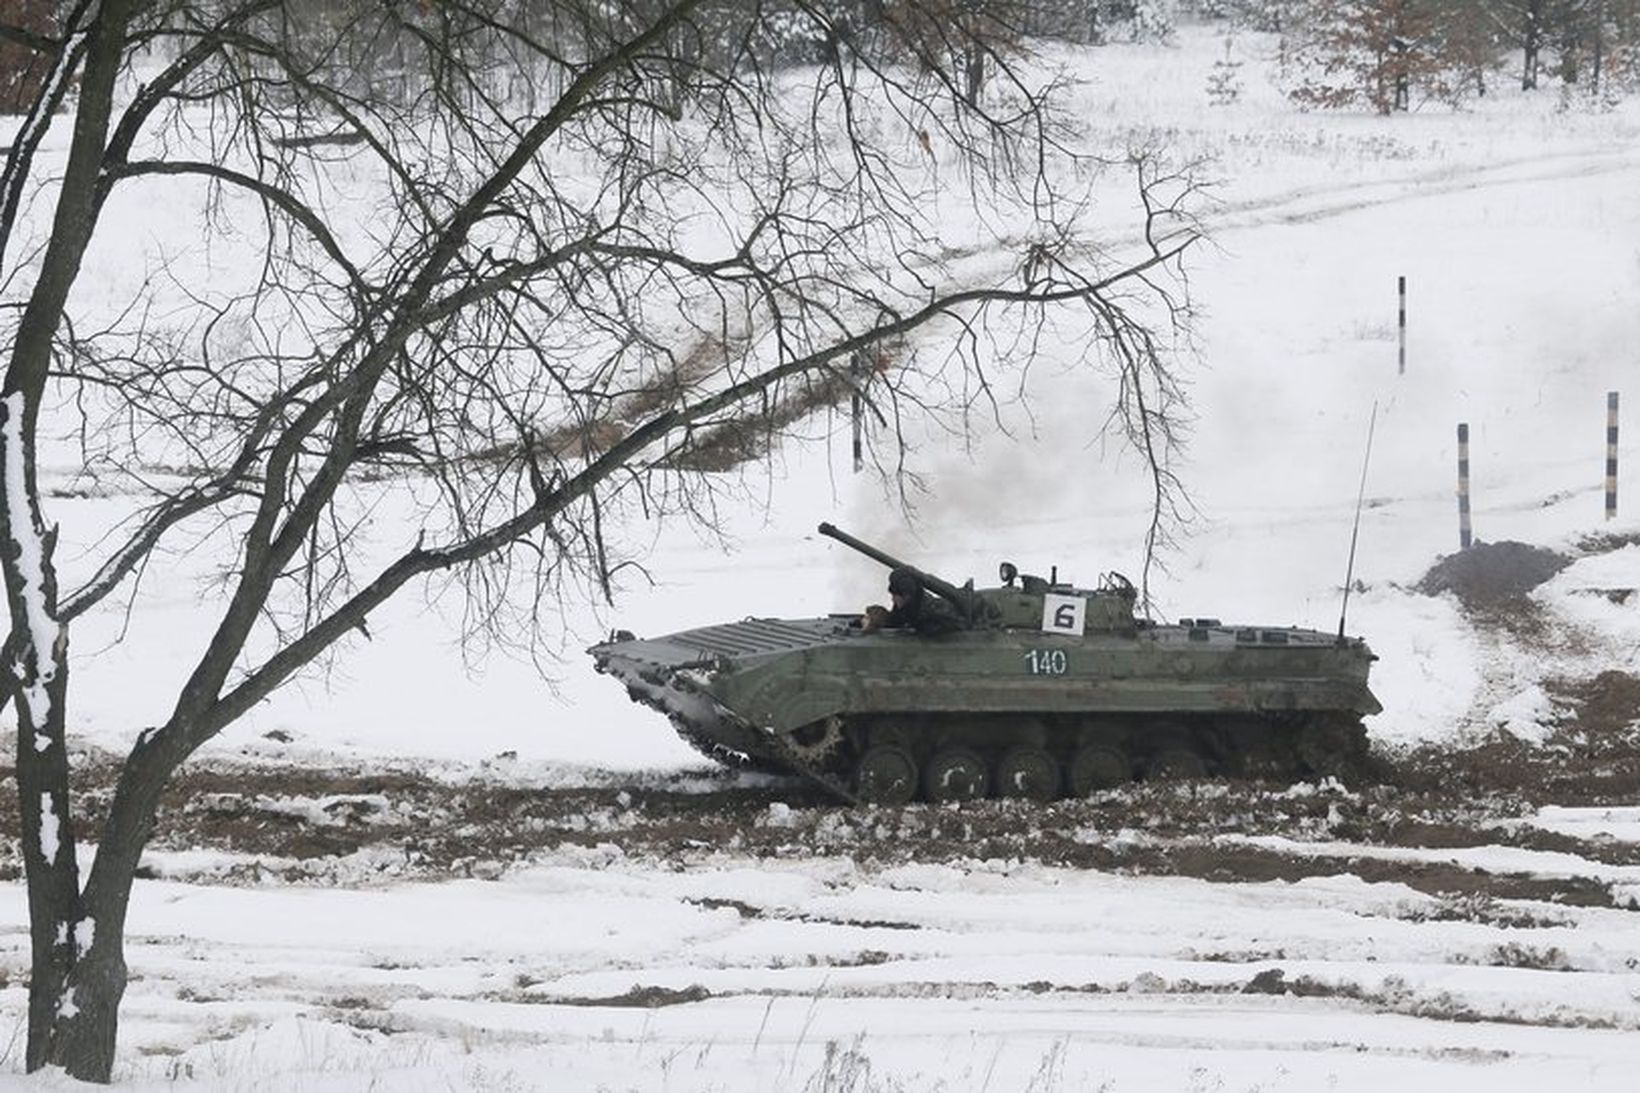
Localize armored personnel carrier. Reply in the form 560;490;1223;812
589;523;1381;804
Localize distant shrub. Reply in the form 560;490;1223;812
1206;36;1245;104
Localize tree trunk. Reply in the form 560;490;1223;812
40;726;180;1081
1522;0;1542;90
1590;16;1605;94
3;4;138;1074
17;699;152;1085
962;43;984;107
14;655;81;1072
46;942;128;1081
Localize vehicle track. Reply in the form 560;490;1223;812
4;735;1637;911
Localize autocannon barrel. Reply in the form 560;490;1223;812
817;522;971;617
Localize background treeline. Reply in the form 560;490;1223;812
1244;0;1640;112
2;2;1637;117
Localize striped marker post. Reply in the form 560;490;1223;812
1457;422;1472;548
1608;391;1619;520
1397;276;1406;375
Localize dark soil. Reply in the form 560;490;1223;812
1402;537;1640;801
1382;670;1640;808
1414;540;1573;611
2;732;1638;913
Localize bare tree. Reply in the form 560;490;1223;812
0;0;1198;1080
1512;0;1551;87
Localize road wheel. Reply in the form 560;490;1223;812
996;746;1061;803
1230;744;1291;781
923;747;989;804
1214;718;1288;781
1146;746;1209;781
1297;717;1368;781
854;745;919;805
1068;744;1130;796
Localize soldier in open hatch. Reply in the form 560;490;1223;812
861;567;962;636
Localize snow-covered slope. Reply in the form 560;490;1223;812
3;22;1640;1092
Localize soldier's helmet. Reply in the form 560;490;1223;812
887;568;920;597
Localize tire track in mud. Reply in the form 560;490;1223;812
6;748;1639;909
5;751;1640;1074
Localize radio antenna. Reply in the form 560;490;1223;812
1338;400;1379;642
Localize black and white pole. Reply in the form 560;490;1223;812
1397;275;1406;375
1457;422;1472;548
1607;391;1619;521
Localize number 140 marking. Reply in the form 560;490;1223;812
1024;649;1068;675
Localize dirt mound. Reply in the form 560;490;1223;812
1554;669;1640;738
1415;540;1572;612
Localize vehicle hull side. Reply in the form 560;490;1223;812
677;624;1382;735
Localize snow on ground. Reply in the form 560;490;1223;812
3;20;1640;1092
80;864;1640;1087
13;835;1640;1091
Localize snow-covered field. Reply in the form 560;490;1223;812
5;21;1640;1092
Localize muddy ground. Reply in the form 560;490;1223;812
3;539;1637;920
1;670;1635;916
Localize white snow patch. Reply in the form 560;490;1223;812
1529;806;1640;844
1489;683;1556;744
38;791;58;864
1;392;61;736
1540;548;1640;665
254;793;391;828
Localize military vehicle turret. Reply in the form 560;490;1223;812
588;523;1381;804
